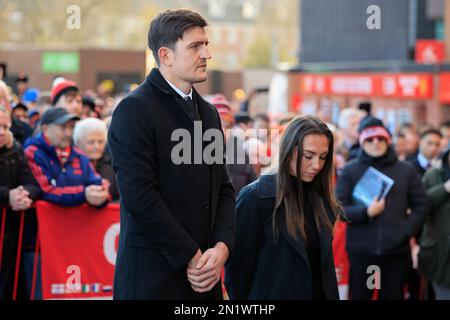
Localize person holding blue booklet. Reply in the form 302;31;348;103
336;116;428;300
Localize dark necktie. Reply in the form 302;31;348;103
184;96;200;121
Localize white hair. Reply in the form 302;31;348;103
73;117;107;147
337;108;365;129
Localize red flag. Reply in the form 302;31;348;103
36;201;120;299
332;220;350;300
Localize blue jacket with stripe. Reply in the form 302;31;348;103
24;133;103;207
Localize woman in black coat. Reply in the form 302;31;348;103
0;105;40;300
225;116;342;300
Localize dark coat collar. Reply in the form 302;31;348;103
256;173;334;271
257;173;277;199
146;68;216;130
0;140;21;158
146;68;174;96
146;68;205;107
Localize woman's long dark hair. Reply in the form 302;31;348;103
274;116;342;242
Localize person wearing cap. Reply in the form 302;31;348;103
336;116;428;300
11;102;29;124
207;94;257;193
50;79;82;118
24;108;109;207
21;88;40;110
10;109;33;147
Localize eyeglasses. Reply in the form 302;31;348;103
365;136;386;143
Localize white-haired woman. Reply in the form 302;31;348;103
73;117;119;201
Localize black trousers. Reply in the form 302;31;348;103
349;253;411;300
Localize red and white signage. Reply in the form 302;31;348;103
300;73;433;100
416;40;445;65
36;201;120;299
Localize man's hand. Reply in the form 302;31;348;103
9;186;33;211
367;197;385;218
101;179;111;192
410;238;420;270
188;249;203;270
186;242;229;293
85;184;109;206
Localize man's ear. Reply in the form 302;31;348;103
158;47;173;67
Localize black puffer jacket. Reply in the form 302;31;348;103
336;146;428;256
0;141;40;205
0;141;40;299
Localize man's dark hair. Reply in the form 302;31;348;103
253;113;270;124
358;101;371;115
420;128;443;139
398;122;416;135
148;9;208;66
234;112;252;125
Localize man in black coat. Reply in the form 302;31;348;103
108;10;236;300
406;128;442;177
404;129;441;300
336;117;428;300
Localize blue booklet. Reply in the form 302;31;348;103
352;166;394;207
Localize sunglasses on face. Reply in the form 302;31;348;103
365;136;387;143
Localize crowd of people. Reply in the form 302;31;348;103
0;74;120;299
1;68;450;300
207;95;450;300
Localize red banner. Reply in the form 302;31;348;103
300;73;433;100
332;220;349;300
440;73;450;104
36;201;120;299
